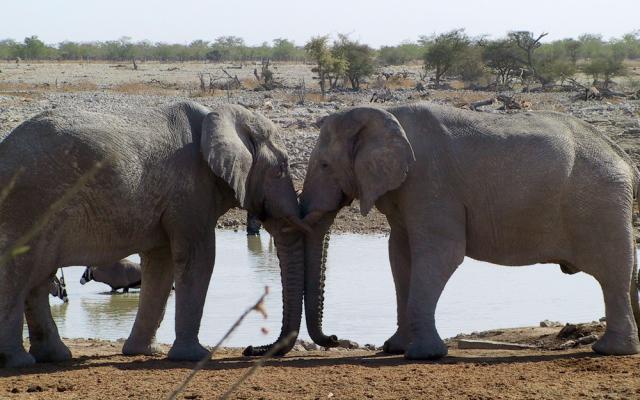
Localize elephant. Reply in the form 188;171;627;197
0;101;308;367
80;260;142;293
299;102;640;359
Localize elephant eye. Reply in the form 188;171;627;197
320;161;329;169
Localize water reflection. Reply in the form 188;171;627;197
27;232;610;347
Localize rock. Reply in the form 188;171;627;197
558;340;577;349
337;339;360;349
295;339;318;351
457;339;536;350
558;323;578;338
540;320;563;327
292;344;306;352
576;334;598;345
26;385;43;393
364;343;377;350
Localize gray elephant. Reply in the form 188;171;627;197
80;260;142;292
299;103;640;359
0;102;308;367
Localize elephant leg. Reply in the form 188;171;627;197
123;247;174;356
631;249;640;342
25;278;71;363
167;232;216;361
0;262;35;368
383;223;412;354
404;236;465;360
589;238;640;355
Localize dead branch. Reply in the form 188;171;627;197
469;98;495;111
221;69;243;89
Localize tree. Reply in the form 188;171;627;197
535;42;577;85
482;39;523;86
272;38;296;61
508;31;549;85
21;36;48;59
305;36;341;96
188;40;210;60
451;45;485;86
378;42;423;65
332;34;374;90
582;43;627;88
0;39;20;60
422;29;470;86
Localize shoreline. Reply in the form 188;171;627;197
3;322;637;399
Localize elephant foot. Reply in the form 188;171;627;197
0;348;36;368
382;331;409;354
29;341;72;363
592;331;640;356
404;337;448;360
167;340;210;362
122;339;163;356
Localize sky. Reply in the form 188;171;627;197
1;0;638;47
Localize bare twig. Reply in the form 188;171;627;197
0;161;104;267
166;287;271;400
218;331;298;400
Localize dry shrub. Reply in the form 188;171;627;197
110;82;175;95
0;82;33;91
283;91;325;104
59;81;98;92
0;80;98;93
240;78;259;90
385;76;416;89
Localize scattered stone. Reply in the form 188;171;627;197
457;339;536;350
337;339;360;349
10;387;19;393
292;344;306;352
576;334;598;345
557;324;578;338
26;385;43;393
540;320;563;328
295;339;318;351
558;340;577;349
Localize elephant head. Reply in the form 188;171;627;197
202;105;307;356
300;106;414;346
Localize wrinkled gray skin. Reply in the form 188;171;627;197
80;260;142;292
301;103;640;359
0;102;306;367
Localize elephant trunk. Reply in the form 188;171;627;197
304;213;339;347
243;231;304;356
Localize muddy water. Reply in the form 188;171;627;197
39;231;605;348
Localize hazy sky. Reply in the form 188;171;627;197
1;0;638;47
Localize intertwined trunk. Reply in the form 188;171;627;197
243;231;304;356
303;213;339;347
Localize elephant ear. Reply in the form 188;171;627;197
201;106;255;208
336;107;415;215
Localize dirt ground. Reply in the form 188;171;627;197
1;325;639;400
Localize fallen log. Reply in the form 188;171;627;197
469;98;495;111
